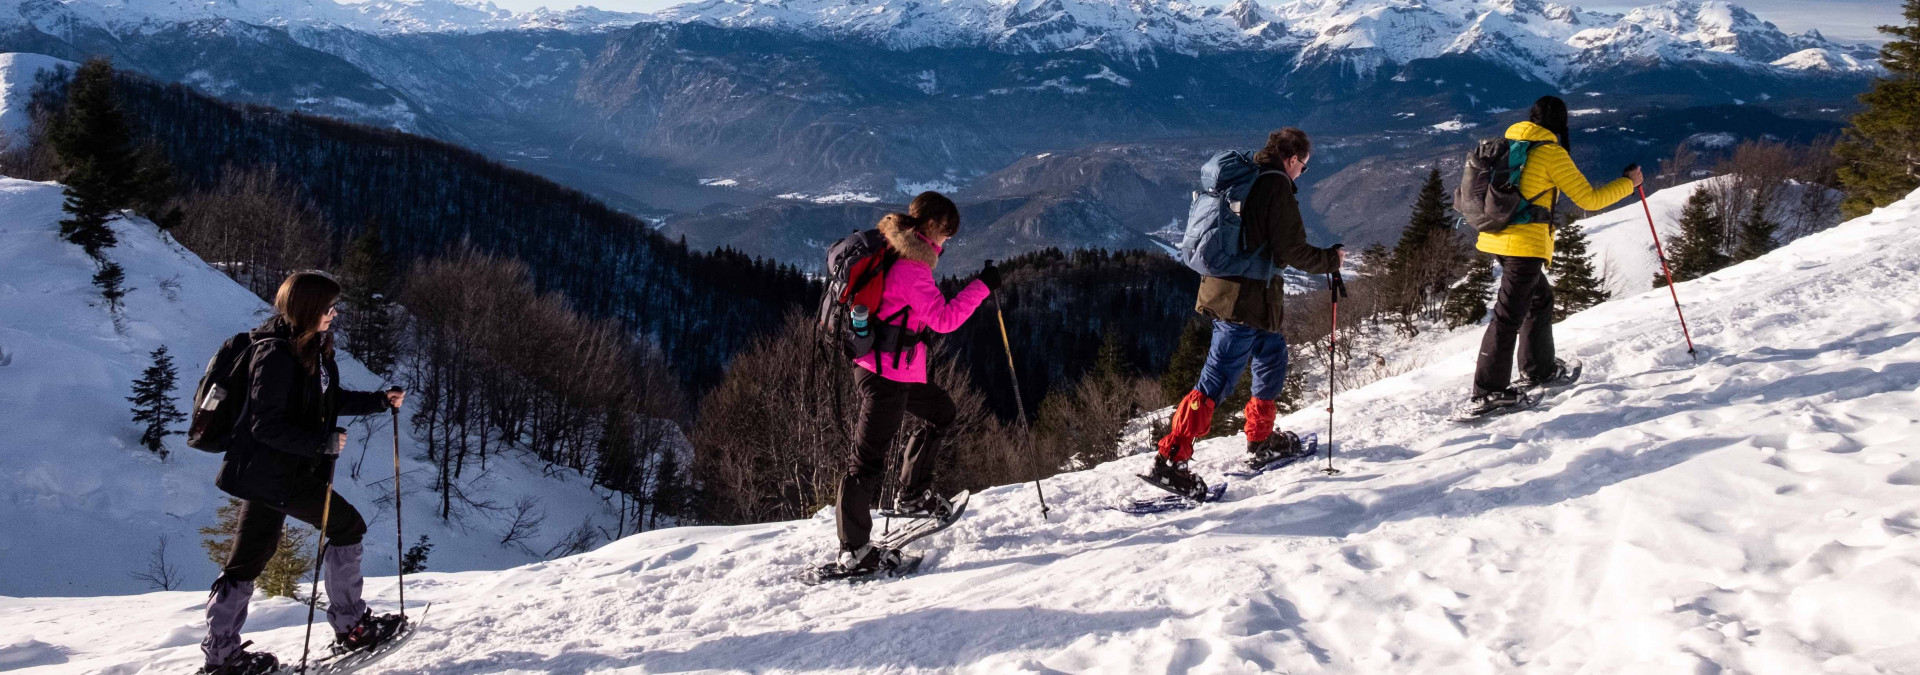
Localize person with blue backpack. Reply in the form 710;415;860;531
1453;96;1643;419
1149;128;1345;499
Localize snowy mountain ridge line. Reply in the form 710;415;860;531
0;0;1880;79
7;188;1918;669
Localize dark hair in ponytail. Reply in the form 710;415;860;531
1253;127;1312;170
878;191;961;238
272;271;341;375
1530;95;1571;151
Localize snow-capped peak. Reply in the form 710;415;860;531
0;0;649;35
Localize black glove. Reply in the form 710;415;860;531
978;261;1002;292
321;427;347;457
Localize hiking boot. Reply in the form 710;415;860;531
200;641;279;675
1247;431;1308;468
837;543;903;575
334;610;406;655
1517;358;1581;391
1145;455;1207;500
886;490;952;520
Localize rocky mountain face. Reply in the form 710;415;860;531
0;0;1879;263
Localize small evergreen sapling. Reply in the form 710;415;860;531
400;535;433;574
127;345;186;457
1549;214;1611;322
1734;200;1779;262
1444;254;1496;329
1658;186;1732;287
200;497;316;599
93;260;128;313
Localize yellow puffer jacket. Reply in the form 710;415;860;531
1476;121;1636;260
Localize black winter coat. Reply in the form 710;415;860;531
215;319;389;507
1193;171;1342;333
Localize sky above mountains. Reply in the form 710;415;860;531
463;0;1904;46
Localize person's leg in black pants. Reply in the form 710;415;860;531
839;368;907;551
1474;256;1551;396
895;382;958;503
1516;261;1557;382
202;490;368;666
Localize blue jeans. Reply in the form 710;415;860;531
1195;319;1289;403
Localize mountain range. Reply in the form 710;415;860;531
0;0;1883;268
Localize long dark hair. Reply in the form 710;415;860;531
878;191;961;239
1530;96;1571;151
272;271;341;375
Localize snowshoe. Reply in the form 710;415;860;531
200;641;281;675
1229;432;1318;477
1137;455;1208;502
877;490;970;551
332;611;406;655
798;544;919;585
306;605;429;675
1518;358;1582;393
1117;481;1228;515
1450;388;1540;422
878;489;953;520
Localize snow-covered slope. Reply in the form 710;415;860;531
11;188;1920;671
0;52;68;152
0;177;619;597
1574;176;1843;299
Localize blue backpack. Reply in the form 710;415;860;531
1177;151;1282;280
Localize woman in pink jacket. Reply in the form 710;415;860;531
837;191;999;574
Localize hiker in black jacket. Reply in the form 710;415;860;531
200;272;406;675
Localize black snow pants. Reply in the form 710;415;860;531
837;367;957;551
1474;255;1556;396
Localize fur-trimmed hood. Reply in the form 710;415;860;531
877;214;941;268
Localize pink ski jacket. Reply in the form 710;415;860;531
853;216;990;384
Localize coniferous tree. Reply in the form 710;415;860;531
1160;316;1211;405
49;58;134;256
93;260;128;313
339;221;399;375
1444;254;1495;329
1837;0;1920;218
1550;214;1611;322
1658;187;1733;287
1734;199;1779;262
127;345;185;458
200;498;314;599
400;535;433;574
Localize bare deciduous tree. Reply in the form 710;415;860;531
129;536;183;591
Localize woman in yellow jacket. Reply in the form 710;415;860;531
1468;95;1644;415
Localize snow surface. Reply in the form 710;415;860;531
0;53;70;152
9;184;1920;672
0;177;621;597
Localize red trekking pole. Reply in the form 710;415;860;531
1323;271;1348;476
1638;185;1698;359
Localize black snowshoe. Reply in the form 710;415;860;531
1246;431;1313;471
879;489;953;520
200;641;280;675
332;611;407;656
1451;388;1540;422
1138;455;1209;502
1517;358;1582;393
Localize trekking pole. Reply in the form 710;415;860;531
388;389;405;617
1323;272;1348;476
991;287;1050;519
1638;185;1698;359
299;448;339;672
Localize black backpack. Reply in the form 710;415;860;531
1455;138;1556;233
185;332;276;453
